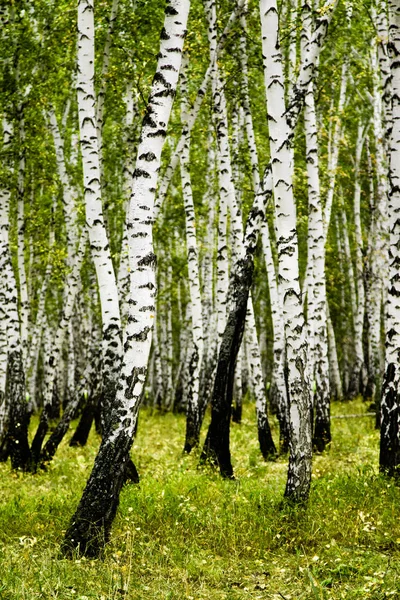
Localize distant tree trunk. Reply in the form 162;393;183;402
379;0;400;477
246;295;277;459
62;0;190;558
261;220;289;453
30;230;87;467
347;124;367;399
180;57;205;452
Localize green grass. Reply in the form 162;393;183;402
0;400;399;599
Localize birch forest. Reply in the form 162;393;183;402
1;0;400;596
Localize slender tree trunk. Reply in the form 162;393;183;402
260;0;313;501
301;1;331;451
0;140;31;470
380;1;400;477
76;0;123;435
62;0;190;557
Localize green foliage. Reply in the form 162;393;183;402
0;400;399;599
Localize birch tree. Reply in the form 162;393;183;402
379;0;400;477
62;0;190;557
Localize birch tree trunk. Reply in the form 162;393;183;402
200;0;335;480
379;0;400;477
260;0;312;500
76;0;123;435
261;219;289;453
0;142;30;470
180;57;205;452
62;0;190;557
301;0;330;451
347;123;367;399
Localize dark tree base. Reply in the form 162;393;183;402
183;410;200;454
30;404;52;468
69;396;98;447
232;401;242;424
313;418;331;453
258;416;277;461
278;417;290;455
0;437;9;462
200;417;234;479
379;364;400;477
61;431;133;558
124;457;140;484
258;428;278;461
6;351;32;471
200;256;254;480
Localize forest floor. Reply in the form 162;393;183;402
0;399;399;600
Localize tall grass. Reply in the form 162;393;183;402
0;399;399;599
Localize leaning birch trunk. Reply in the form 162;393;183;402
201;1;244;474
201;0;277;474
379;1;400;477
76;0;122;435
200;0;336;480
62;0;190;558
260;0;312;501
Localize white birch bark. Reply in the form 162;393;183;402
379;0;400;476
96;0;119;169
16;114;29;359
0;125;30;468
260;0;312;500
261;219;289;452
154;0;246;219
180;55;204;450
301;0;331;449
105;0;190;440
364;25;390;402
203;3;230;348
347;123;367;398
77;0;122;430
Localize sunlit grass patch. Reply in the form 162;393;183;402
0;399;399;599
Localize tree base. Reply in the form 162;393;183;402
61;432;133;558
313;418;331;453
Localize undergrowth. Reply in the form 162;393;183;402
0;399;399;599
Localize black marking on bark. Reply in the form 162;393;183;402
138;252;157;268
133;168;151;179
160;27;170;40
139;152;156;162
